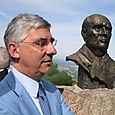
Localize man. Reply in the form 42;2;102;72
0;47;9;81
66;14;115;89
0;13;74;115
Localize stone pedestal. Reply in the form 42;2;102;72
62;85;115;115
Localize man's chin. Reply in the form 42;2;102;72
41;67;51;74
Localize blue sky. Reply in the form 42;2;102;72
0;0;115;61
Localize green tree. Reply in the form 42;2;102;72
44;63;73;86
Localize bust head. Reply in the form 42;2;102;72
81;14;112;56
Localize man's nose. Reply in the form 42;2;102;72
46;42;57;55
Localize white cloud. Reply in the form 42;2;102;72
0;0;115;60
52;22;84;59
0;11;11;20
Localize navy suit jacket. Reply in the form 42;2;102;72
0;71;75;115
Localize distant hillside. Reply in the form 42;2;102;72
53;58;77;68
53;58;78;80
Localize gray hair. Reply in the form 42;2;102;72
4;13;51;48
0;47;10;69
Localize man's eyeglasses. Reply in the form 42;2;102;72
20;37;57;50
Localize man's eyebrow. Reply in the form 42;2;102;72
39;38;48;40
34;38;47;42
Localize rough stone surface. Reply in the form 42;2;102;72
62;85;115;115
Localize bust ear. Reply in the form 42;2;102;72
81;29;87;42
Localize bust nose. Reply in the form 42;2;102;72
101;27;107;35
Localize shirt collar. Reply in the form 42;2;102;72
11;67;39;98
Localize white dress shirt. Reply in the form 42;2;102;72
11;67;43;115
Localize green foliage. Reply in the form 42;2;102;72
43;63;73;86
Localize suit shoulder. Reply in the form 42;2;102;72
0;81;10;96
42;80;57;88
42;80;58;92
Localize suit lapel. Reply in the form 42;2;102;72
19;87;41;115
4;71;41;115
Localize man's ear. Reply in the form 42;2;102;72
81;29;87;42
8;43;20;59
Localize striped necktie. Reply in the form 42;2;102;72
38;83;51;115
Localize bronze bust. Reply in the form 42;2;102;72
66;14;115;89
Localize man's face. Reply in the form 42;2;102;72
84;16;112;50
15;28;57;79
